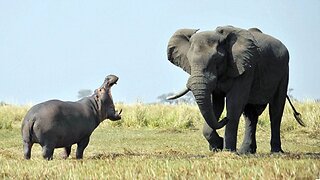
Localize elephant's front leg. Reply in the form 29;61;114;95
203;92;225;151
224;73;253;151
224;101;244;151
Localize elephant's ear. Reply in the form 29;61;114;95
248;27;263;33
167;29;199;74
222;29;259;77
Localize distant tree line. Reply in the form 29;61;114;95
0;101;8;106
77;89;93;99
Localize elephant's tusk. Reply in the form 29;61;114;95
166;87;190;100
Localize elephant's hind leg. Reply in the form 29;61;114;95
23;141;33;159
269;75;288;153
239;104;266;154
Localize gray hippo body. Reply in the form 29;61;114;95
21;75;121;160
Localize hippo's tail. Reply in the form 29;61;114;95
21;116;36;143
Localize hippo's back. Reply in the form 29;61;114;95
26;99;95;147
21;100;66;143
31;100;87;131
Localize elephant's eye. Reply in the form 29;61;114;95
207;39;216;47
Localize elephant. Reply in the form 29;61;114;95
166;25;304;153
21;75;122;160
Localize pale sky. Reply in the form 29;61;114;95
1;0;319;104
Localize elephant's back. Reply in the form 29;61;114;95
248;32;289;104
251;31;289;64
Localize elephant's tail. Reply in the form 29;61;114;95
286;95;306;127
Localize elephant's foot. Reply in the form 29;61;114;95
223;140;237;152
208;137;223;152
271;148;285;154
239;143;256;154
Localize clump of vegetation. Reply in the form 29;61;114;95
110;101;320;134
112;103;203;129
0;104;29;130
0;101;319;132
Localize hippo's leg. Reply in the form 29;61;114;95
23;142;33;159
42;145;54;160
76;137;90;159
62;146;72;159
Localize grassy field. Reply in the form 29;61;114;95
0;102;319;179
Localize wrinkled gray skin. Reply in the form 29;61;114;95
21;75;122;160
167;26;295;153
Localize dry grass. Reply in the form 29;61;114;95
0;102;319;179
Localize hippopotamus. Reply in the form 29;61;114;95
21;75;122;160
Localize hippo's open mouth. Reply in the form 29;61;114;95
103;75;122;121
106;75;119;87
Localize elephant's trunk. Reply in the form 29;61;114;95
187;75;228;129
